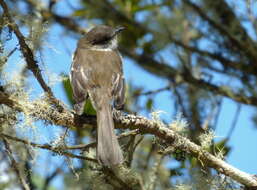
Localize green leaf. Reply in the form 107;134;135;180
146;98;153;111
213;139;231;156
84;99;96;115
62;75;74;106
72;9;87;17
132;4;158;13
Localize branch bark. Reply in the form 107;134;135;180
0;133;97;163
1;92;257;188
2;138;31;190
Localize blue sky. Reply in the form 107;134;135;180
3;0;257;188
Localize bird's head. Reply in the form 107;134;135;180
79;25;124;50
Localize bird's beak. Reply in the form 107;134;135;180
114;26;125;34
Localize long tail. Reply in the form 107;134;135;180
96;103;123;166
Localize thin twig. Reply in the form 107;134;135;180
171;81;188;118
134;86;170;96
227;104;241;139
65;129;140;151
2;137;30;190
171;38;257;77
24;153;36;190
213;98;223;131
42;168;62;190
128;136;144;167
183;0;257;60
0;133;97;163
1;47;18;63
147;154;165;190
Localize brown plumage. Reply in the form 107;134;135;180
70;25;125;166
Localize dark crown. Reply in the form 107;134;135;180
85;25;124;45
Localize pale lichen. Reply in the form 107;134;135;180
150;110;166;128
175;184;192;190
199;129;215;150
169;112;189;135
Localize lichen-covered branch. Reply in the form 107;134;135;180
0;133;97;163
0;132;140;189
0;92;257;188
115;112;257;188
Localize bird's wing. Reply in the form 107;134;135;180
112;51;125;109
70;49;88;114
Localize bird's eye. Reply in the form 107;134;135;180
92;37;111;45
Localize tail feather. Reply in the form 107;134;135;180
97;103;123;166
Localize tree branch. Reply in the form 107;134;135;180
0;132;142;189
133;86;171;96
1;92;257;188
42;168;61;190
63;129;140;151
171;39;257;77
183;0;257;64
121;47;257;106
0;133;97;163
2;137;31;190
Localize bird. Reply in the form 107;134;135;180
70;25;125;166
